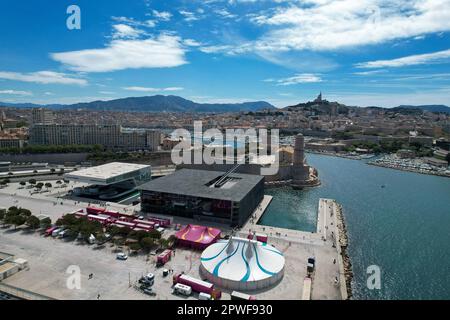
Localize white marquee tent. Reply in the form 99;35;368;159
200;237;285;291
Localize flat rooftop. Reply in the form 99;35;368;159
64;162;150;185
138;168;263;202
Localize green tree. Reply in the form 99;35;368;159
19;181;26;186
157;238;169;250
129;230;150;242
147;229;162;240
0;209;6;221
11;215;27;229
26;215;40;229
28;179;37;185
57;213;79;227
15;120;28;128
446;153;450;165
45;182;52;189
140;237;155;252
18;208;32;216
106;225;122;237
95;232;108;244
128;242;141;253
40;217;52;229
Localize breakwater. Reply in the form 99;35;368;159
335;202;353;299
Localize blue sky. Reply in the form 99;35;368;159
1;0;450;108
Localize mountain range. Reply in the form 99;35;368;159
1;95;449;114
0;95;275;113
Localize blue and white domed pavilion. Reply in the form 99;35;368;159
200;237;285;291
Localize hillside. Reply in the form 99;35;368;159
0;95;275;113
395;105;450;114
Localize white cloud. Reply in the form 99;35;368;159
355;49;450;68
199;45;234;54
0;71;87;85
264;73;322;85
152;10;172;21
0;90;32;96
179;10;200;22
183;39;202;47
112;24;144;39
207;0;450;54
123;86;184;92
353;69;388;75
111;16;156;28
51;34;188;72
215;9;238;19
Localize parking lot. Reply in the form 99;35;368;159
0;182;342;300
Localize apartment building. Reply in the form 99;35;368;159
29;124;161;151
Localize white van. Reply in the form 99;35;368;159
173;283;192;296
198;292;212;300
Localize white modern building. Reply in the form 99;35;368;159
64;162;151;201
200;237;285;291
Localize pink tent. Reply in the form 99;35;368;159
175;224;221;249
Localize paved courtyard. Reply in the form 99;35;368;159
0;182;345;300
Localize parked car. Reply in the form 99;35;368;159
142;287;156;296
58;229;68;238
116;252;128;260
51;228;62;237
139;273;155;286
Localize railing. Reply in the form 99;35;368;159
0;282;56;300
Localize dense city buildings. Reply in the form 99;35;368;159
31;108;55;125
29;123;161;151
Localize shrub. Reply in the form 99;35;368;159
26;215;40;229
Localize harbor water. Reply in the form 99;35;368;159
260;153;450;299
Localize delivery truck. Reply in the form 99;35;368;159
156;249;172;267
173;273;221;299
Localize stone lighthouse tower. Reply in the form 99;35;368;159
291;133;320;189
293;133;305;167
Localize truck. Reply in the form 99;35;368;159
307;257;315;275
230;291;257;300
301;277;312;300
132;220;155;229
147;216;171;227
198;292;212;300
173;283;192;296
87;214;111;225
156;249;172;267
173;273;221;299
